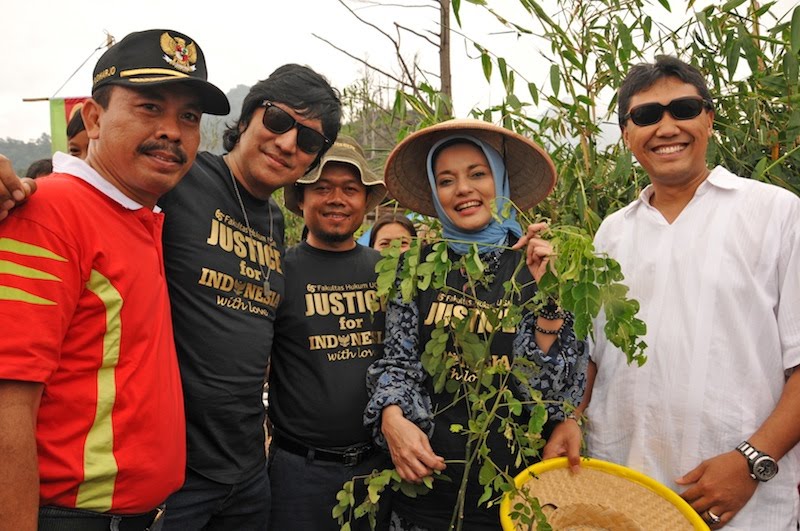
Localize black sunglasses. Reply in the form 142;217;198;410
260;101;330;154
622;97;713;127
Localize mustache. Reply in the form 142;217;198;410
137;141;188;165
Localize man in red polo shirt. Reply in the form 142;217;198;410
0;29;229;531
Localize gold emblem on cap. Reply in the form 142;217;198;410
160;32;197;73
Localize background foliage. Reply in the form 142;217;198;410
275;0;800;245
387;0;799;233
3;134;52;176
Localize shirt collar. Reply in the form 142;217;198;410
52;152;161;213
703;166;744;190
626;166;741;218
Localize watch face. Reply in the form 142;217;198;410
753;456;779;481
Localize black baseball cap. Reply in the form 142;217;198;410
92;29;230;115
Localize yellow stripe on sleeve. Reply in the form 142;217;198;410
0;260;61;281
0;238;68;261
0;286;56;305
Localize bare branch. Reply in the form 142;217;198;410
349;0;437;9
330;0;434;114
395;23;439;47
335;0;419;87
323;0;438;115
336;0;401;44
311;34;412;89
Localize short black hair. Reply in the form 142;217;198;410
66;108;86;139
92;85;114;110
223;64;341;170
25;158;53;178
618;55;713;127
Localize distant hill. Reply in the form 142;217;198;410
199;84;249;154
1;134;52;176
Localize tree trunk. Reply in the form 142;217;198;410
439;0;453;117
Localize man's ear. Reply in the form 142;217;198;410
621;125;630;148
295;185;305;212
82;98;103;141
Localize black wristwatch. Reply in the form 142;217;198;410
736;441;778;482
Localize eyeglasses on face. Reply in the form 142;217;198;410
622;96;713;127
260;100;330;154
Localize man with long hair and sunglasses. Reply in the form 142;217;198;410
155;64;341;530
540;55;800;530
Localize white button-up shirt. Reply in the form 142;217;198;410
586;166;800;530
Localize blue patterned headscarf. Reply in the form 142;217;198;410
426;134;522;255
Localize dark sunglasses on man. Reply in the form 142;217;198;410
621;96;713;127
260;100;331;154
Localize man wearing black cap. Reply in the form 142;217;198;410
0;29;228;531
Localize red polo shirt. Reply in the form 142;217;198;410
0;165;185;514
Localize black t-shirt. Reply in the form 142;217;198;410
159;151;285;483
269;242;385;449
394;246;546;531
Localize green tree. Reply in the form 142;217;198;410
461;0;799;230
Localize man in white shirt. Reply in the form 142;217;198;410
541;55;800;530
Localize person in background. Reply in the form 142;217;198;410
66;107;89;160
24;158;52;178
368;213;417;253
0;28;229;531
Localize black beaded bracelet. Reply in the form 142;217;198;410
533;319;563;335
538;299;566;321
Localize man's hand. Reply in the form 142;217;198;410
511;222;553;283
677;450;758;528
0;156;37;221
381;405;446;483
542;418;583;473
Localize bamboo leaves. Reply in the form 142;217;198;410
793;6;800;54
536;225;647;365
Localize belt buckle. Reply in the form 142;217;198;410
343;449;361;467
145;506;165;531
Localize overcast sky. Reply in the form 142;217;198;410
3;0;529;141
3;0;795;142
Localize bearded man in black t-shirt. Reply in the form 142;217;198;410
268;137;392;531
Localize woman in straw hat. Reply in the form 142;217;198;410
364;119;589;530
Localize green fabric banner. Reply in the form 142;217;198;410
50;97;87;155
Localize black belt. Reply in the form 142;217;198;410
38;505;164;531
272;433;376;466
